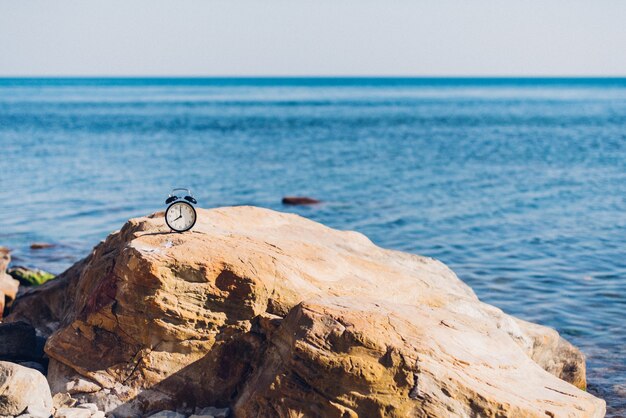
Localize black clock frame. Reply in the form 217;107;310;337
165;201;197;233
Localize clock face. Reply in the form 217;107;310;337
165;201;197;232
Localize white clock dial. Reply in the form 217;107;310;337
165;201;197;232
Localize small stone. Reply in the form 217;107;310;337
66;377;101;394
75;404;98;414
146;412;186;418
52;392;76;409
54;408;91;418
281;196;321;205
194;407;229;417
29;243;55;250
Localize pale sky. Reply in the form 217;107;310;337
1;0;626;76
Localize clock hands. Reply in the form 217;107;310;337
173;206;183;222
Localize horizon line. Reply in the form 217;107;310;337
2;75;626;79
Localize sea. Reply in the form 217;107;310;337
0;78;624;414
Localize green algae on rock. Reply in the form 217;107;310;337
8;266;56;286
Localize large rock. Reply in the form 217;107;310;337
6;207;605;417
0;247;19;319
0;361;53;416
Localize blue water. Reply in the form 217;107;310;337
0;78;625;414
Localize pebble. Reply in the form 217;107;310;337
146;411;186;418
29;243;55;250
281;196;321;205
194;406;229;417
75;404;98;414
51;392;76;409
54;407;92;418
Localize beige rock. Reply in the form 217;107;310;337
51;393;76;409
0;247;19;319
74;404;97;414
23;404;52;418
235;298;603;418
6;207;605;417
0;361;53;416
515;317;588;389
54;408;91;418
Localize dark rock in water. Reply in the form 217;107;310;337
0;321;46;362
281;196;321;205
30;242;55;250
0;246;19;319
8;266;56;286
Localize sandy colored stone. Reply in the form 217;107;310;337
0;247;19;319
0;361;52;416
54;407;91;418
74;403;98;414
23;404;52;418
515;317;588;390
235;298;603;417
52;393;76;410
6;207;605;417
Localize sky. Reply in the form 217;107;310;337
1;0;626;77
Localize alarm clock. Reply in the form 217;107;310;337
165;188;197;232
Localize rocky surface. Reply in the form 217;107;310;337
0;247;19;319
0;361;53;417
6;207;605;417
